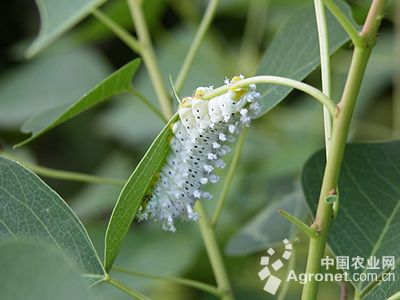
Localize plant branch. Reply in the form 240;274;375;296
323;0;365;47
106;276;152;300
112;266;222;297
314;0;332;159
0;152;125;186
301;1;387;299
174;0;220;93
127;0;172;119
302;47;371;300
196;202;234;300
91;9;141;53
203;75;337;116
360;0;387;46
128;88;168;123
278;209;318;238
211;129;246;227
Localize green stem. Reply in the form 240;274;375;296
301;1;386;299
278;209;317;238
128;89;168;123
127;0;172;119
112;266;222;297
211;129;246;227
91;9;141;53
106;276;152;300
314;0;333;159
302;47;372;300
323;0;365;47
0;152;125;186
359;0;387;46
196;202;234;300
203;76;337;116
174;0;220;93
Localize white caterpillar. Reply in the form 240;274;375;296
138;76;261;231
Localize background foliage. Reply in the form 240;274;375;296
0;0;398;299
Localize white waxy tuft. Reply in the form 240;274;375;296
193;190;202;198
200;177;208;185
219;133;227;141
204;164;214;173
212;142;221;149
215;159;226;169
228;124;236;134
207;153;217;160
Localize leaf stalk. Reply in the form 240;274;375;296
106;276;152;300
112;266;222;297
91;9;141;53
0;152;125;186
203;75;337;117
278;209;318;239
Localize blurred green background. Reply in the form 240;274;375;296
0;0;397;299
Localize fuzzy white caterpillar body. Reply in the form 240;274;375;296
138;76;261;231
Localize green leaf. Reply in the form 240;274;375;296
225;184;306;256
363;261;400;300
0;240;97;300
302;141;400;295
16;59;141;147
256;0;357;116
0;156;105;284
27;0;106;57
104;115;177;272
0;46;110;128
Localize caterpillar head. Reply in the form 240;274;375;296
213;75;254;117
179;97;192;108
194;86;214;98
